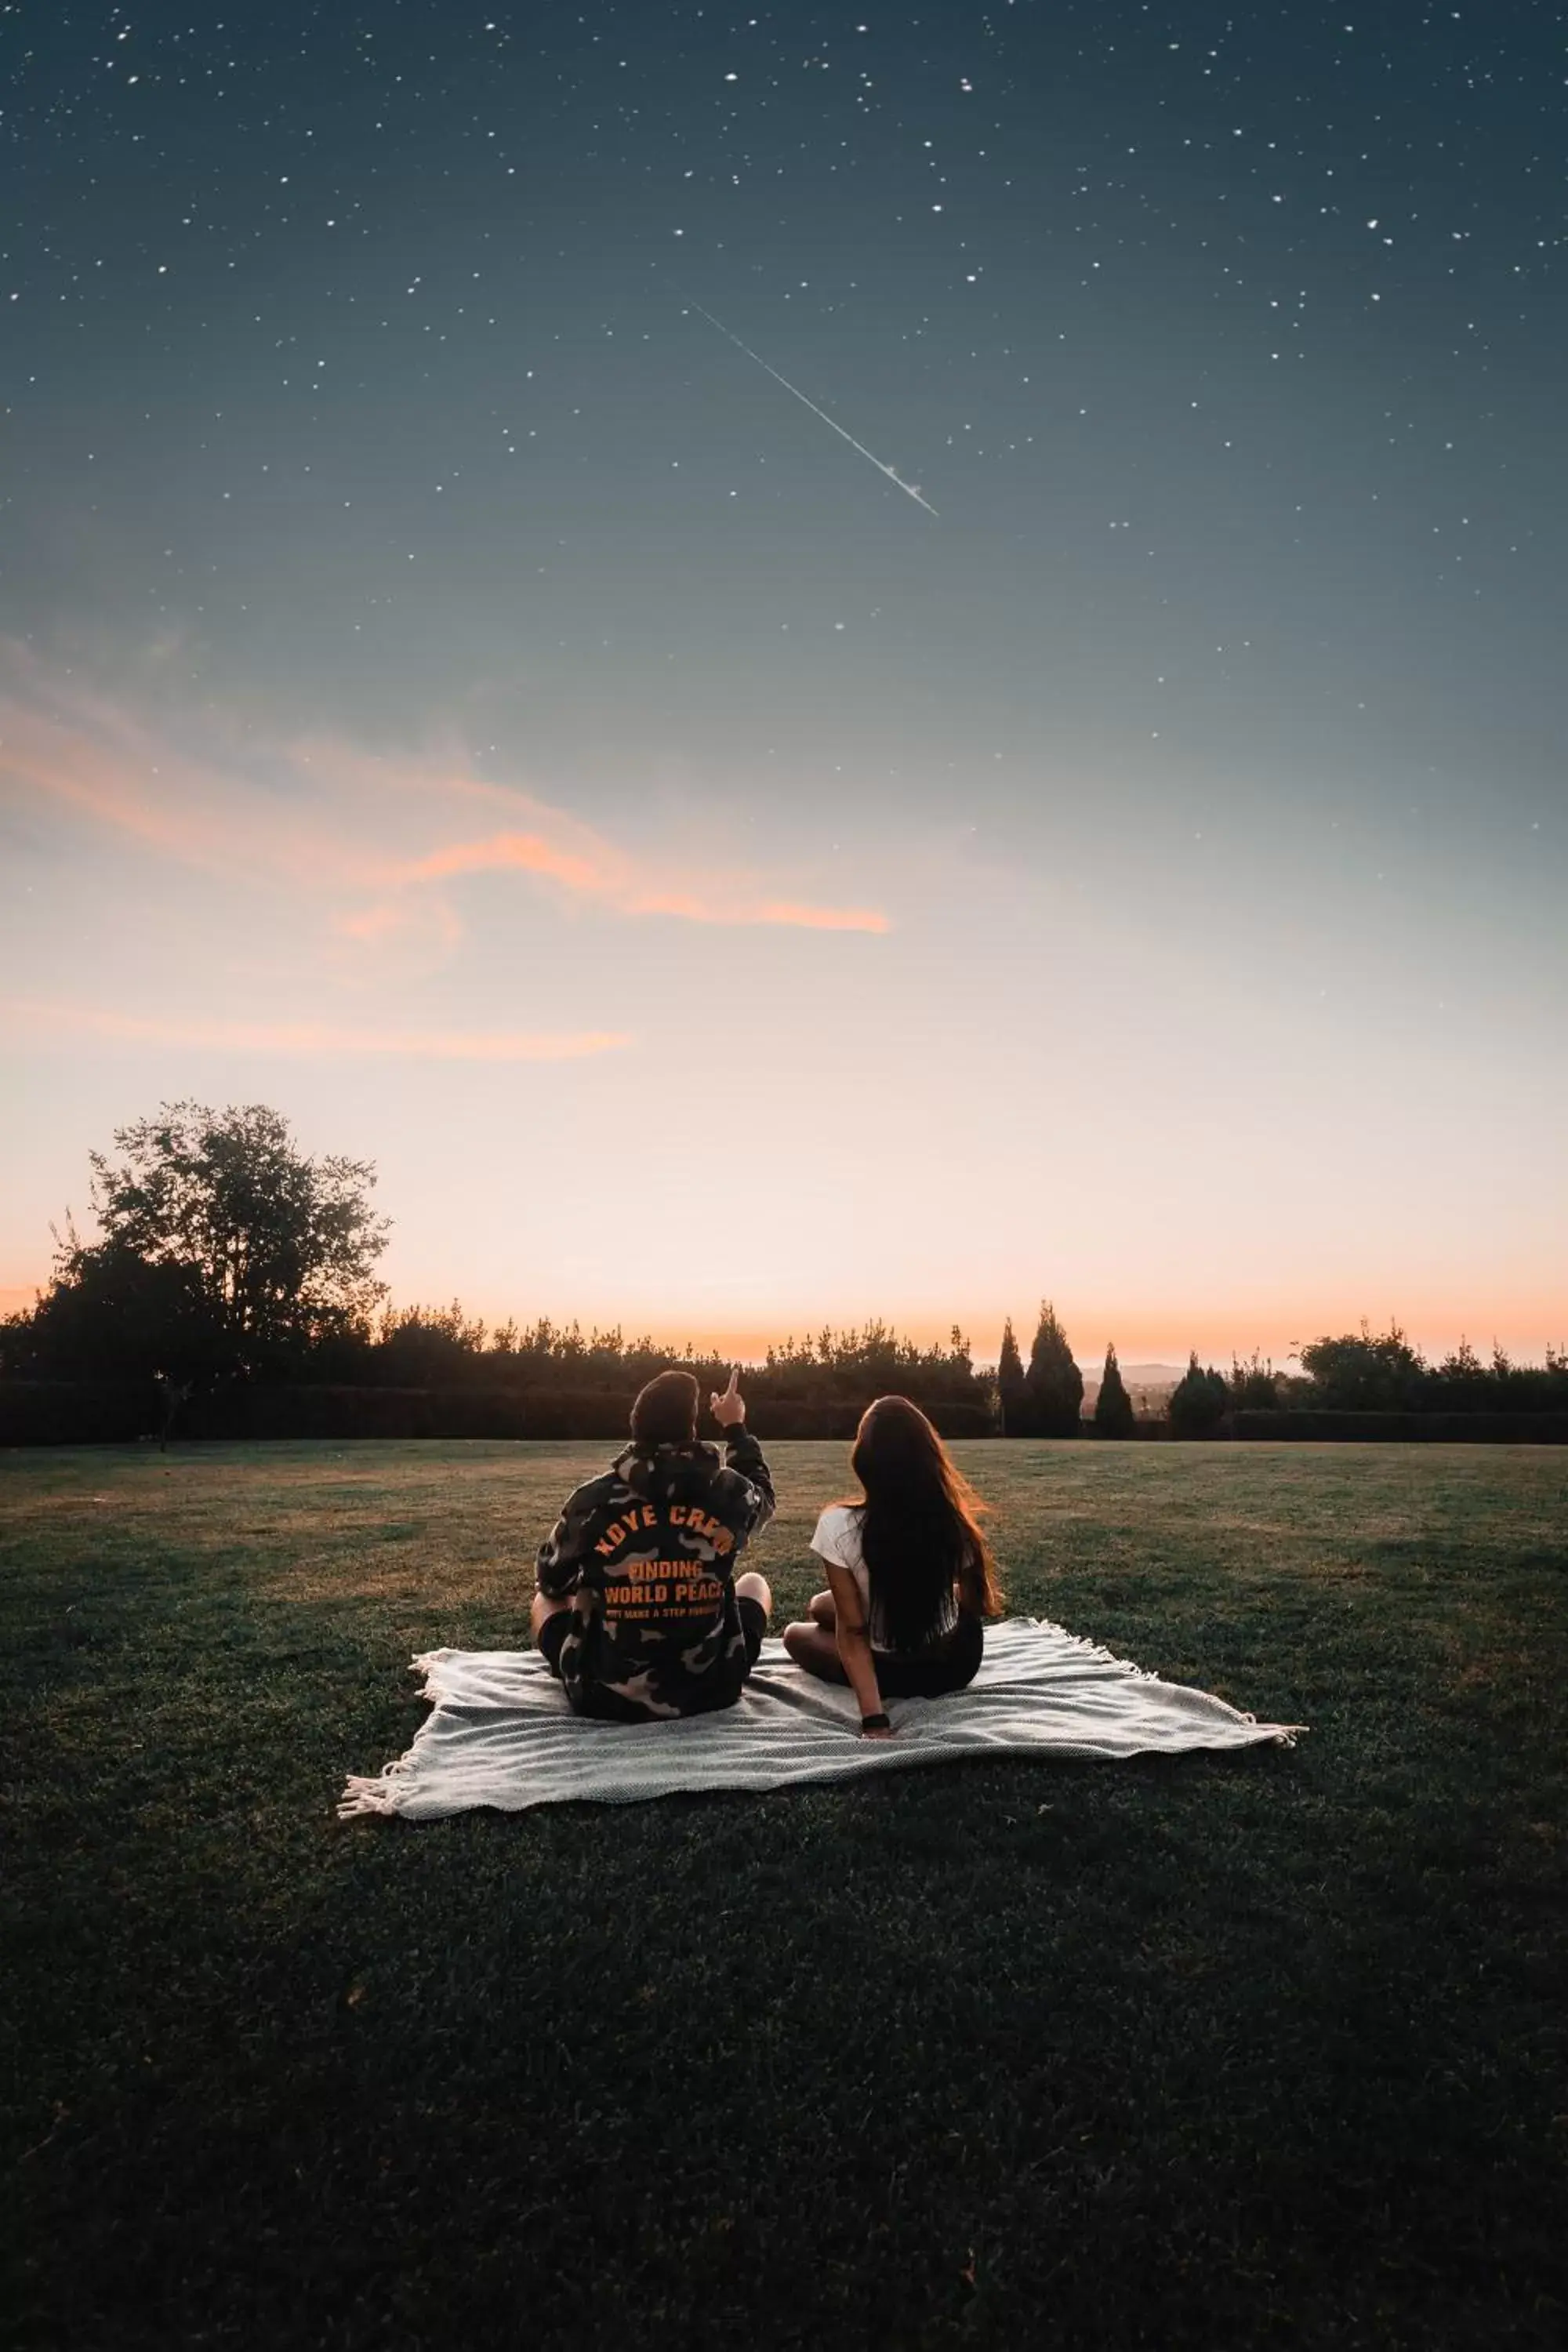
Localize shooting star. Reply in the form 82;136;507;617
674;291;939;518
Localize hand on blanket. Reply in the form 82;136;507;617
859;1712;894;1740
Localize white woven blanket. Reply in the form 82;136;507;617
339;1619;1301;1819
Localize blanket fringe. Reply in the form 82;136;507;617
1024;1622;1305;1737
336;1653;455;1816
336;1759;413;1819
1017;1617;1163;1682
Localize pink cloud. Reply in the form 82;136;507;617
0;644;368;890
389;829;891;932
0;693;241;869
0;644;893;942
394;829;606;895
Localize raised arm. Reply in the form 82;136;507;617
824;1560;891;1736
709;1366;775;1533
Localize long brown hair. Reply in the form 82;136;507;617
846;1396;1004;1653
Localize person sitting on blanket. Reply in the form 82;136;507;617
531;1366;775;1722
782;1396;1004;1738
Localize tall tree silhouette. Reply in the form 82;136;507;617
1025;1301;1084;1436
1094;1342;1135;1437
996;1316;1027;1435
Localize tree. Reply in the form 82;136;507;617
373;1299;488;1386
1025;1301;1084;1436
1297;1322;1425;1412
1094;1342;1135;1437
1229;1349;1280;1411
82;1101;389;1370
2;1235;230;1385
996;1317;1028;1436
1169;1352;1229;1436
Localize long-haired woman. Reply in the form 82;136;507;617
782;1395;1004;1737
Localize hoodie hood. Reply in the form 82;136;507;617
613;1439;723;1505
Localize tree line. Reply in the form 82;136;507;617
3;1101;1563;1428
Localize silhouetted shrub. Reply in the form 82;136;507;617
1298;1324;1427;1412
1169;1353;1229;1436
1229;1350;1280;1410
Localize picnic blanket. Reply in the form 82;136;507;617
339;1618;1301;1820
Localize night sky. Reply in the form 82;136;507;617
2;1;1563;1362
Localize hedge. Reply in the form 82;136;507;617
0;1382;999;1447
7;1385;1563;1449
1232;1408;1568;1444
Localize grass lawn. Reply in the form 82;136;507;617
3;1438;1566;2351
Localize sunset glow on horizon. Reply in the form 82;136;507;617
2;5;1563;1370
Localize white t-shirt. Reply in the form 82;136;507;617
809;1504;960;1657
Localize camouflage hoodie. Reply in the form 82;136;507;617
535;1428;775;1720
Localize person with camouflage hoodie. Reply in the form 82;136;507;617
530;1366;775;1722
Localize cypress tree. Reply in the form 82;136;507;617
1025;1301;1084;1436
997;1316;1027;1436
1094;1341;1136;1437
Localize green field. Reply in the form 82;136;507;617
3;1439;1566;2350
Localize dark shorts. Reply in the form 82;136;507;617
811;1607;984;1700
537;1594;768;1687
536;1606;572;1677
735;1593;767;1668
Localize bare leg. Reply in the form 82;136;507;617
735;1569;771;1619
782;1618;849;1682
807;1589;837;1628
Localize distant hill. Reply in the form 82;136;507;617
979;1360;1187;1410
1080;1362;1185;1413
